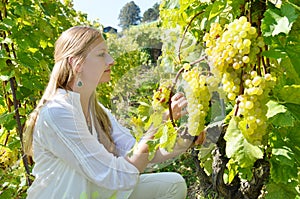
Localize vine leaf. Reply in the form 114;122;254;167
158;121;177;152
224;117;263;168
273;16;292;35
265;181;299;199
262;4;298;37
285;103;300;120
277;85;300;105
208;1;226;20
270;147;298;184
269;128;299;185
266;100;287;118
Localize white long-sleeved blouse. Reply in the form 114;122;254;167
26;89;140;199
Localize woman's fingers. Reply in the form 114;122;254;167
171;92;188;120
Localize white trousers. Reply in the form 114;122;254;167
129;172;187;199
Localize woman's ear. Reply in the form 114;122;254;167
68;57;82;73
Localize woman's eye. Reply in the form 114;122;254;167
98;52;105;57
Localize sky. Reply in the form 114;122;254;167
72;0;161;31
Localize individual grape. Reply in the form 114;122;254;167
242;56;250;63
228;92;236;100
243;39;251;47
250;71;257;77
245;101;254;109
252;76;262;86
265;73;272;81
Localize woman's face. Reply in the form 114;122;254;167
80;41;114;89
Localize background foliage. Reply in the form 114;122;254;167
0;0;101;197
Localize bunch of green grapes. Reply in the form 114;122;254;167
203;16;276;144
237;72;276;144
182;64;211;136
203;16;264;80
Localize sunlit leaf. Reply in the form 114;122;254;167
224;117;263;168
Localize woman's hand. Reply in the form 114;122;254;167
169;92;188;120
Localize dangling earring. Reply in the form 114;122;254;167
77;79;83;87
77;74;83;87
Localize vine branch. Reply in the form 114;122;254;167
9;77;32;186
168;56;206;127
178;11;204;62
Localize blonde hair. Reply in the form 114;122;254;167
23;26;115;156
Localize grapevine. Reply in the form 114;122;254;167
156;0;300;198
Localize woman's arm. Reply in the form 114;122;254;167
149;130;206;163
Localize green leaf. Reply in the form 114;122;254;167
270;146;298;184
273;16;293;35
208;1;226;20
277;85;300;104
266;100;287;118
285;45;300;82
267;100;295;127
227;159;239;183
262;4;298;37
269;112;294;127
265;181;300;199
281;3;299;23
262;48;287;59
285;103;300;120
272;147;294;166
0;112;16;131
163;0;180;9
224;117;263;168
157;121;177;152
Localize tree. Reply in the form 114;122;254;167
142;3;160;23
118;1;141;30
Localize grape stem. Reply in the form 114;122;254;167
168;56;206;127
178;11;204;62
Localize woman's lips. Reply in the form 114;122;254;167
104;69;111;72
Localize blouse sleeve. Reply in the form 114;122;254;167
36;102;140;191
101;106;136;157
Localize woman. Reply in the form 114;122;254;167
23;26;205;199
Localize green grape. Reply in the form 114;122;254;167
252;76;262;86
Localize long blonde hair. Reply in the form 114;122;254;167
23;26;115;156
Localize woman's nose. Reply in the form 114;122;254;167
106;54;114;66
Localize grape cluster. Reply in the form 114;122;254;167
182;65;211;136
237;72;276;144
203;16;276;144
203;16;263;78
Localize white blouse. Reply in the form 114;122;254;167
26;89;140;199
